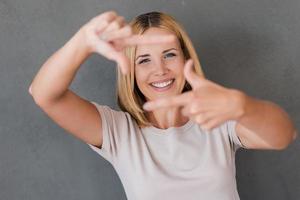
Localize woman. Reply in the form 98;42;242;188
29;10;297;200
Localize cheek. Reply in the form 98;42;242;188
171;62;185;77
173;64;186;85
167;56;185;69
135;68;148;88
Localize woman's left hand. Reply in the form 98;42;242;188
143;59;246;131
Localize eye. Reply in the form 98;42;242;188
138;58;150;65
164;52;176;59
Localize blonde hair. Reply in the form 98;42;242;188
116;11;205;128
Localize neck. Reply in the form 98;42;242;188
146;106;190;129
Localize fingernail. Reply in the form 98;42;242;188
143;103;151;110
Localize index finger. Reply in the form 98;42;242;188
118;34;177;47
143;92;192;111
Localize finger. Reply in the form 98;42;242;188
102;16;126;34
188;110;217;125
92;11;118;34
143;92;192;111
184;59;204;89
108;50;130;74
116;54;130;74
95;42;129;74
103;25;132;42
92;10;118;26
181;103;210;116
201;114;228;131
181;100;214;116
117;34;177;47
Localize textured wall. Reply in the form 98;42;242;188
1;0;299;199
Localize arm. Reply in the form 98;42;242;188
29;11;125;148
29;10;133;102
29;11;173;147
29;27;105;147
29;30;90;103
142;60;297;150
234;90;297;150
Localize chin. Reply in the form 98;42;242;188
145;89;182;102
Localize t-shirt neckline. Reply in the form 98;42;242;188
141;119;194;135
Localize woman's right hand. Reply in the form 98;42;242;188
77;10;175;75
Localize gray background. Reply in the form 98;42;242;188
1;0;299;199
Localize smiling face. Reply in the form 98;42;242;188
134;27;187;102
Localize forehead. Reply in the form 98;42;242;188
135;27;180;55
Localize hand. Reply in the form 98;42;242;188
143;59;245;131
78;10;176;75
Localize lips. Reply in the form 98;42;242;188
149;77;175;84
148;78;175;91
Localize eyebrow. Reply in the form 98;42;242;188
135;48;177;61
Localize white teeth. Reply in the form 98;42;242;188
151;79;174;88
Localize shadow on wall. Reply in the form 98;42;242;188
195;24;279;97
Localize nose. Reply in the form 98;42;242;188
153;59;169;76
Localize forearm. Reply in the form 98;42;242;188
29;30;90;104
236;90;297;149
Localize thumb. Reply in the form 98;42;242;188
184;59;202;88
111;51;130;74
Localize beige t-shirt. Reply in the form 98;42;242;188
87;101;245;200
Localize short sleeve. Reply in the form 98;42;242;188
226;120;245;151
86;101;131;164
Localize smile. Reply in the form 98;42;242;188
149;78;175;91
